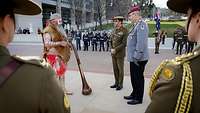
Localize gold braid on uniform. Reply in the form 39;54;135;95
174;62;193;113
149;51;198;112
174;52;197;113
149;60;169;97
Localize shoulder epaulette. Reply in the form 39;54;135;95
148;53;194;97
149;60;169;97
173;52;199;113
149;51;197;113
175;51;200;64
12;55;50;68
174;61;193;113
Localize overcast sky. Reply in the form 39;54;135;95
153;0;168;8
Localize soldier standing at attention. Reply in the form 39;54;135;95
146;0;200;113
75;30;81;51
92;31;98;51
88;30;94;48
187;40;196;53
99;31;105;52
124;4;149;105
105;31;111;51
153;30;161;54
96;31;101;51
83;31;89;51
161;30;167;45
0;0;70;113
110;16;128;90
174;27;185;55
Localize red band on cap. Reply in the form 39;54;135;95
128;5;140;14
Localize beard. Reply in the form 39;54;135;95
57;24;68;40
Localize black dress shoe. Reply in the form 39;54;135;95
110;84;117;88
116;86;123;90
127;100;142;105
124;95;134;100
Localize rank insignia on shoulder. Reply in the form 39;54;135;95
161;68;175;81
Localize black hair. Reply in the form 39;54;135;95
113;19;123;23
0;9;15;22
0;1;16;31
118;19;124;22
187;3;200;31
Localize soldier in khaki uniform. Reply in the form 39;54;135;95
153;30;161;54
146;0;200;113
110;16;128;90
0;0;70;113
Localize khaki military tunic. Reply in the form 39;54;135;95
146;45;200;113
110;26;128;87
111;27;128;58
0;46;70;113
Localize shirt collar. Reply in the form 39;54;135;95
0;45;10;56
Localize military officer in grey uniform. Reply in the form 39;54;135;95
0;0;70;113
146;0;200;113
124;5;149;105
110;16;128;90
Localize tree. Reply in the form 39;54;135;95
115;0;131;17
106;0;131;20
74;0;83;29
133;0;156;18
94;0;106;30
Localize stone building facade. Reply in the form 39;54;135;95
15;0;132;33
16;0;98;33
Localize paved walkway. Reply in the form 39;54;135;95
8;38;179;113
65;71;151;113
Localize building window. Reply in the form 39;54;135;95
61;0;72;5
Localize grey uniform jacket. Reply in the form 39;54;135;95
127;19;149;62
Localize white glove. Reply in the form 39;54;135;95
111;49;116;54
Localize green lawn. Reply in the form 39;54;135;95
147;21;186;26
147;21;186;37
95;20;186;37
